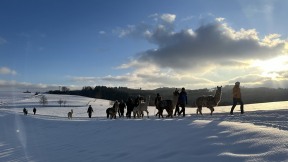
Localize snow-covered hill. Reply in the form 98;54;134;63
1;93;288;162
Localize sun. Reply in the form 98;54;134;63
251;56;288;78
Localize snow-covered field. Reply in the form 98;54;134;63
1;93;288;162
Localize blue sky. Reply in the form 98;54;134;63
1;0;288;91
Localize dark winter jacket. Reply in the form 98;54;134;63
126;99;134;111
134;97;141;107
178;91;187;105
33;108;36;112
87;106;94;114
119;102;126;112
155;96;162;109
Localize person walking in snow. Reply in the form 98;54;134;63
119;100;126;118
178;88;187;117
174;89;180;116
87;105;94;118
134;95;141;107
230;81;244;115
155;93;163;118
126;98;134;118
33;107;36;115
23;108;28;115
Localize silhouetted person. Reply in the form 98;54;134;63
134;95;141;107
119;100;126;118
87;105;94;118
155;93;163;118
174;89;180;116
126;98;134;118
230;81;244;115
33;107;36;115
23;108;28;115
178;88;187;117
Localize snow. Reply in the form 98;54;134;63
1;93;288;161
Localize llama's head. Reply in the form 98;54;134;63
173;90;180;96
71;109;73;113
216;86;222;92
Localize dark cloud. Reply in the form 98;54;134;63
136;22;284;72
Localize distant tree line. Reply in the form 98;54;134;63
48;85;288;107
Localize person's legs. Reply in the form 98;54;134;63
182;104;186;117
237;98;244;114
230;98;237;114
179;104;185;116
174;105;179;116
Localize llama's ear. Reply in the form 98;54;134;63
217;86;218;88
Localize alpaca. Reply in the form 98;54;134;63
106;101;119;119
68;109;73;119
160;90;179;118
195;86;222;115
133;96;150;118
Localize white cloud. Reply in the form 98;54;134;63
0;37;7;45
181;16;194;21
0;67;17;75
148;13;158;17
215;17;225;22
99;31;105;34
161;14;176;23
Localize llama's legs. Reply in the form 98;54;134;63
210;107;214;115
198;106;203;115
133;111;136;118
144;110;149;118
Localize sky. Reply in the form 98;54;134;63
1;0;288;91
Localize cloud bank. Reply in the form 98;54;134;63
0;67;17;75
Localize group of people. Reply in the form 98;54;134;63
86;81;244;119
22;82;244;118
23;107;37;115
155;87;188;118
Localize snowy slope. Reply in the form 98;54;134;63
1;93;288;162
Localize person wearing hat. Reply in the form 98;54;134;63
155;93;163;118
178;87;188;117
230;81;244;115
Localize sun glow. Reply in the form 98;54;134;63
252;56;288;78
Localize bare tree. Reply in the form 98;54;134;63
61;86;70;93
58;99;63;107
39;95;48;106
63;100;67;107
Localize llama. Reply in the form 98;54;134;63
68;109;73;119
160;90;179;118
133;96;150;118
195;86;222;115
106;101;119;119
